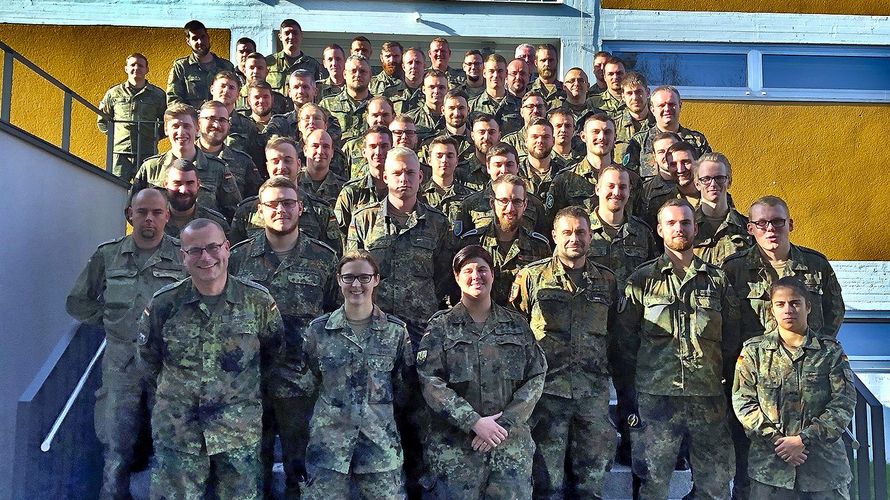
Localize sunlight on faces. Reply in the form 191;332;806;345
279;26;302;54
266;143;300;180
507;60;529;95
463;53;483;81
125;56;148;82
582;118;616;157
526;123;554;160
483;60;506;92
198;106;230;146
288;74;317;106
186;29;210;58
516;45;536;68
304;130;333;168
695;160;730;203
380;46;403;75
248;88;273;117
668;150;695;187
653;138;679;177
748;203;793;252
520;96;546;124
245;57;268;82
128;189;169;241
402;50;426;84
259;186;302;236
553;215;592;261
339;259;380;306
383;154;422;200
389;121;417;149
429;41;451;70
346;58;371;93
472;119;500;153
443;96;468;129
492;181;526;233
593;54;609;83
486;153;518;180
549;113;574;147
164;168;200;212
323;47;345;78
563;69;589;100
622;83;649;114
604;62;625;93
596;169;630;214
236;42;255;67
535;48;557;81
429;143;458;180
456;257;494;300
651;89;681;129
210;77;239;106
367;100;394;127
424;75;448;110
298;107;327;138
181;224;229;286
657;205;697;252
351;40;371;59
770;285;811;334
364;133;392;177
166;115;196;148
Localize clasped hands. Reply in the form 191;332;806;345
471;412;508;453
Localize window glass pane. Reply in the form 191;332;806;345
763;55;890;90
611;52;747;87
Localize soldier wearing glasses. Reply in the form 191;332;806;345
691;152;751;266
229;176;339;498
137;218;285;499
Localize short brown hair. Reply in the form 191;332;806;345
339;249;380;276
258;175;298;200
749;195;790;219
657;198;695;223
553;206;591;230
164;103;198;127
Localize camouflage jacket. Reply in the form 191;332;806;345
66;234;185;344
299;169;347;207
166;53;234;107
404;105;445;145
640;175;680;230
265;50;326;93
588;89;626;119
722;245;845;341
419;178;474;231
131;149;242;219
317;76;345;102
391;86;424;115
136;276;284;455
302;306;413;474
97;81;165;156
333;174;389;236
346;200;453;326
518;156;566;201
416;303;546;434
459;223;551;306
624;124;712;174
616;253;741;397
319;90;372;145
455;154;489;193
732;329;855;491
547;158;642;219
501;126;529;159
165;205;231;240
236;86;292;117
467;91;524;136
202;144;263;198
369;70;407;98
511;256;618;399
586;211;657;288
230;233;339;398
456;185;550;237
693;205;751;266
228;191;341;253
527;78;565;110
613;111;656;176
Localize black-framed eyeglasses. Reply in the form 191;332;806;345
183;241;226;257
698;175;729;186
199;116;230;124
750;218;788;230
494;197;526;207
339;273;376;284
260;199;299;210
391;129;417;136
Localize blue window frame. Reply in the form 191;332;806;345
602;41;890;103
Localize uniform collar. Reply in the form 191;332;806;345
760;328;822;351
448;302;514;325
181;275;244;305
325;305;388;332
655;252;709;274
747;243;809;271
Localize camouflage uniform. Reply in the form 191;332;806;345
299;169;347;207
265;50;326;93
547;158;642;219
586;212;657;288
369;70;407;98
511;256;619;498
228;190;341;252
459;82;486;99
518;156;566;201
300;306;413;499
588;90;626;119
264;111;344;160
316;76;344;102
420;178;475;232
722;245;845;342
136;275;285;500
97;81;166;181
693;206;751;266
164;205;231;240
66;234;185;499
455;154;490;193
204;144;264;198
236;86;292;117
131;150;242;219
230;232;339;498
333;174;388;236
404;105;446;144
613;111;655;176
419;129;473;164
416;303;547;498
624;125;712;175
733;329;855;497
437;66;467;89
227;111;264;165
616;253;741;499
527;78;565;110
319;90;372;145
456;186;550;237
501;127;529;160
166;53;235;107
392;86;424;115
639;175;679;230
468;91;524;136
459;222;551;306
346;200;453;339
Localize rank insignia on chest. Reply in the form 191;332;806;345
137;332;148;346
416;350;428;365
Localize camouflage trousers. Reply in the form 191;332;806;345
632;393;734;499
749;480;850;500
530;393;615;499
729;410;751;500
303;465;404;499
150;442;262;500
422;425;534;499
271;396;314;499
95;338;151;500
112;152;154;183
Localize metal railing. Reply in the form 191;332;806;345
0;39;115;170
850;372;889;499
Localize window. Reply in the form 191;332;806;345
602;42;890;102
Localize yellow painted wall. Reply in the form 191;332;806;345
602;0;889;16
0;23;230;166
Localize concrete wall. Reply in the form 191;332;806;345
0;124;127;496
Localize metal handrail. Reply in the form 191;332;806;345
0;39;115;170
40;338;106;453
850;372;888;499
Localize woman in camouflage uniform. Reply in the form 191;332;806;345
733;276;855;499
301;250;413;499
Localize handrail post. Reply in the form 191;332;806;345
855;392;872;498
872;403;888;500
1;50;13;122
61;92;72;152
106;117;114;172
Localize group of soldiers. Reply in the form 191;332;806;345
68;16;856;500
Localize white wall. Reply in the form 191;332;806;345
0;126;126;496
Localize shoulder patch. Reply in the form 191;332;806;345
137;331;148;346
386;314;407;328
509;282;521;303
529;230;550;245
453;219;464;237
458;226;479;239
797;245;830;261
229;238;252;251
416;349;428;365
308;313;332;327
